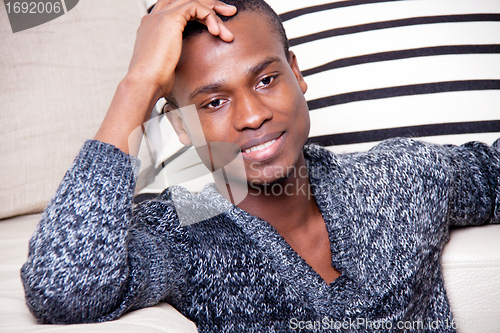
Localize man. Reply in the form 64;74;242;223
22;0;500;332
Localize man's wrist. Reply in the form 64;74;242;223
120;72;163;104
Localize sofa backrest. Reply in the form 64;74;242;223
0;0;147;219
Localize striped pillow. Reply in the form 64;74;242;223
266;0;500;153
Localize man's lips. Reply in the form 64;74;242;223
240;132;285;161
240;132;284;152
243;138;277;154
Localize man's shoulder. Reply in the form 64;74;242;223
131;187;179;233
305;138;454;185
304;138;438;166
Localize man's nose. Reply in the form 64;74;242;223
233;91;273;131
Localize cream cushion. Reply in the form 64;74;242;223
0;0;144;219
442;225;500;332
0;214;198;333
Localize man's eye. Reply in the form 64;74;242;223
209;99;221;107
204;99;225;109
257;75;276;88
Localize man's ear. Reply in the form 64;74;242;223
165;108;192;146
288;51;308;94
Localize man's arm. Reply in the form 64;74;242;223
95;0;236;155
444;139;500;226
21;140;140;324
371;137;500;227
21;0;236;324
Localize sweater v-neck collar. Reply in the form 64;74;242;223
221;145;357;316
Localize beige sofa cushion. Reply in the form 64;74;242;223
0;0;145;219
442;225;500;333
0;214;198;333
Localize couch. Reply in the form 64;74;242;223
1;1;499;332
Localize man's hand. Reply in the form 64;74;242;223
94;0;237;154
128;0;236;98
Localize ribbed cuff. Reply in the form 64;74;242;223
67;140;141;209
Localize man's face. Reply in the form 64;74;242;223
170;11;310;185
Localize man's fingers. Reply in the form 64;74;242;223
213;2;237;16
200;10;234;42
210;4;237;42
150;0;236;16
149;0;236;42
187;4;235;42
200;10;221;36
148;0;178;13
216;18;234;42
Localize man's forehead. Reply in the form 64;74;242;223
172;12;287;102
178;11;284;66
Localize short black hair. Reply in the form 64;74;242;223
183;0;289;60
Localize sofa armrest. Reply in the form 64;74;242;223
442;224;500;333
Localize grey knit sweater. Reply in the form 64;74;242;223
21;138;500;332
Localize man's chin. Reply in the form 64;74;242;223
247;170;294;187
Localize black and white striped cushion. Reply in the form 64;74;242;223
267;0;500;153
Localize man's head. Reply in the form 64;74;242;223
166;1;310;186
166;0;289;109
183;0;290;63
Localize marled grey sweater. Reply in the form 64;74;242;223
21;138;500;332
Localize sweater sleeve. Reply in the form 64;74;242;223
367;137;500;227
20;140;183;324
444;138;500;226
